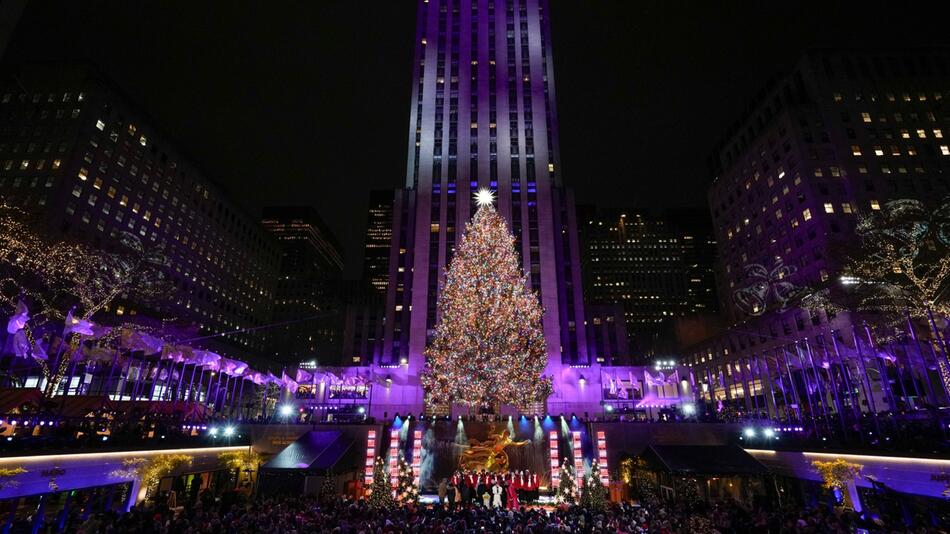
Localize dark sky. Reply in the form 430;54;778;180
4;2;949;276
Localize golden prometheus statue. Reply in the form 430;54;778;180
459;427;530;472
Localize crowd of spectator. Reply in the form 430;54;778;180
33;491;940;534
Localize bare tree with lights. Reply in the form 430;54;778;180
0;203;172;396
421;189;552;414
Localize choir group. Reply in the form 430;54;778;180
437;470;541;509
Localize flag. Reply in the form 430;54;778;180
617;376;629;399
63;308;94;336
6;300;29;334
295;369;313;383
281;372;299;394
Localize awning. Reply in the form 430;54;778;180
637;445;769;476
262;430;355;472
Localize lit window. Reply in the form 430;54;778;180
802;208;812;221
52;159;61;170
873;146;884;156
430;223;440;233
139;135;147;147
841;203;853;214
916;129;927;138
870;200;881;210
96;119;105;131
78;168;88;181
833;92;843;102
851;145;862;156
934;129;943;139
861;112;871;122
823;203;834;213
775;209;782;220
900;129;910;139
92;177;102;189
941;145;950;156
548;163;555;173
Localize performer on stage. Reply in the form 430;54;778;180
506;474;519;509
491;480;504;508
475;470;487;505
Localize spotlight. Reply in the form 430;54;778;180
279;404;294;417
209;427;218;437
102;436;109;441
605;405;614;412
358;406;366;414
763;428;775;438
681;403;696;416
743;427;756;438
400;357;408;365
224;426;235;437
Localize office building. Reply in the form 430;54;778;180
0;64;280;361
262;206;344;365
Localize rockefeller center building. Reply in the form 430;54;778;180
686;49;950;418
377;0;593;416
0;64;281;362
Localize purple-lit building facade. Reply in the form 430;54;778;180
686;49;950;418
368;0;611;417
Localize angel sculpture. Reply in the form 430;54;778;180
458;428;530;472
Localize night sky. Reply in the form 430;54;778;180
3;1;948;276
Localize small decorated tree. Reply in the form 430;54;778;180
320;471;337;503
218;449;262;488
581;460;608;511
395;454;419;505
555;460;578;505
812;459;863;508
367;456;394;509
110;454;192;502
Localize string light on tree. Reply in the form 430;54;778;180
395;453;419;504
421;190;551;412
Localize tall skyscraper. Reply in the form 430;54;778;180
0;64;280;363
262;206;344;365
577;206;718;360
380;0;588;415
362;189;394;293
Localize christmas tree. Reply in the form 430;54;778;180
421;189;552;411
395;454;419;504
581;460;608;511
367;456;394;509
319;471;336;503
555;460;578;505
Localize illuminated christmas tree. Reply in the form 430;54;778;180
395;454;418;504
367;456;394;509
580;460;608;511
555;460;578;505
421;189;552;411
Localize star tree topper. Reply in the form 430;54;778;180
474;187;495;207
